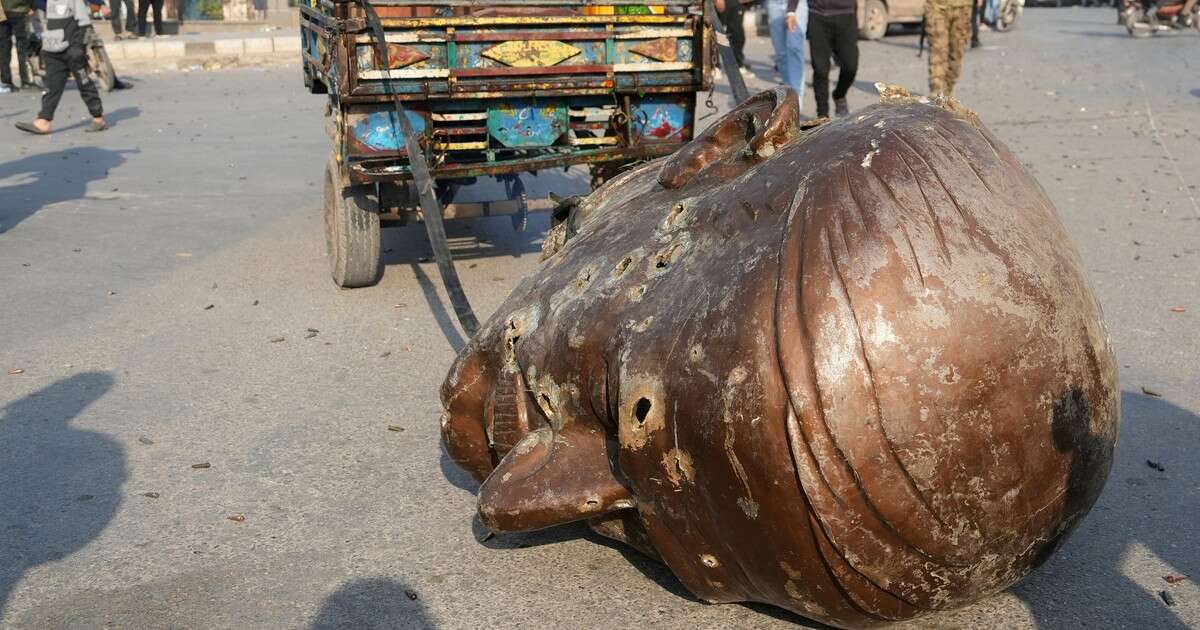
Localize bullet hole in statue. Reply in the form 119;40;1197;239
664;203;685;228
614;256;634;277
634;397;652;425
655;243;683;270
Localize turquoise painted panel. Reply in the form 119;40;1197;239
488;99;567;148
350;109;428;152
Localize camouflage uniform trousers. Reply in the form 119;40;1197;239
926;1;973;97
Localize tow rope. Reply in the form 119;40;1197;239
355;0;480;335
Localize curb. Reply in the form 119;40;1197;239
105;35;301;62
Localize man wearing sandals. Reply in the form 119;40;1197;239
15;0;106;134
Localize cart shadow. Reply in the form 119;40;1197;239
379;215;549;351
379;214;548;265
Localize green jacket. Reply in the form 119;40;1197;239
2;0;33;15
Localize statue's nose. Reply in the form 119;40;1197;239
478;423;635;534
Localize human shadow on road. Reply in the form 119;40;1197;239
311;577;435;630
0;146;134;234
1190;88;1200;99
0;372;126;621
54;106;141;133
1014;390;1198;629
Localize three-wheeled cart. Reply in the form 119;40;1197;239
300;0;714;288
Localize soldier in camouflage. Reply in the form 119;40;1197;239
925;0;973;96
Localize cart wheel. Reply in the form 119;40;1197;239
324;156;382;288
503;175;528;233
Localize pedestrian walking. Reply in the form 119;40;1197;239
109;0;134;38
14;0;106;134
970;0;981;47
766;0;807;105
136;0;162;37
925;0;972;97
715;0;751;76
0;0;33;91
806;0;858;118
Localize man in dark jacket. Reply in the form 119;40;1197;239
806;0;858;118
0;0;34;91
15;0;106;133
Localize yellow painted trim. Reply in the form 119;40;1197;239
613;28;693;39
612;61;692;72
482;40;583;68
355;33;446;44
378;15;685;27
359;68;451;79
571;136;620;145
434;141;488;150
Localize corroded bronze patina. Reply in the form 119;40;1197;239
440;86;1118;628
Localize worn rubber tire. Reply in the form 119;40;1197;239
859;0;889;40
87;44;116;92
324;156;382;288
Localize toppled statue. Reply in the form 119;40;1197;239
440;85;1118;628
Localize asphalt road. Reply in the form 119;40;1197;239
1;7;1198;629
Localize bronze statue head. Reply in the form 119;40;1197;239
440;86;1118;628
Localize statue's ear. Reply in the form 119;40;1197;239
658;87;801;190
477;424;635;533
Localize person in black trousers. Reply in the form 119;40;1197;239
715;0;749;75
15;0;106;134
110;0;135;38
137;0;163;37
0;0;34;91
806;0;858;118
970;0;981;48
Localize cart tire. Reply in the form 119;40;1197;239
324;157;382;288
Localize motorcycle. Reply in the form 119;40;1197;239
1122;0;1199;36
